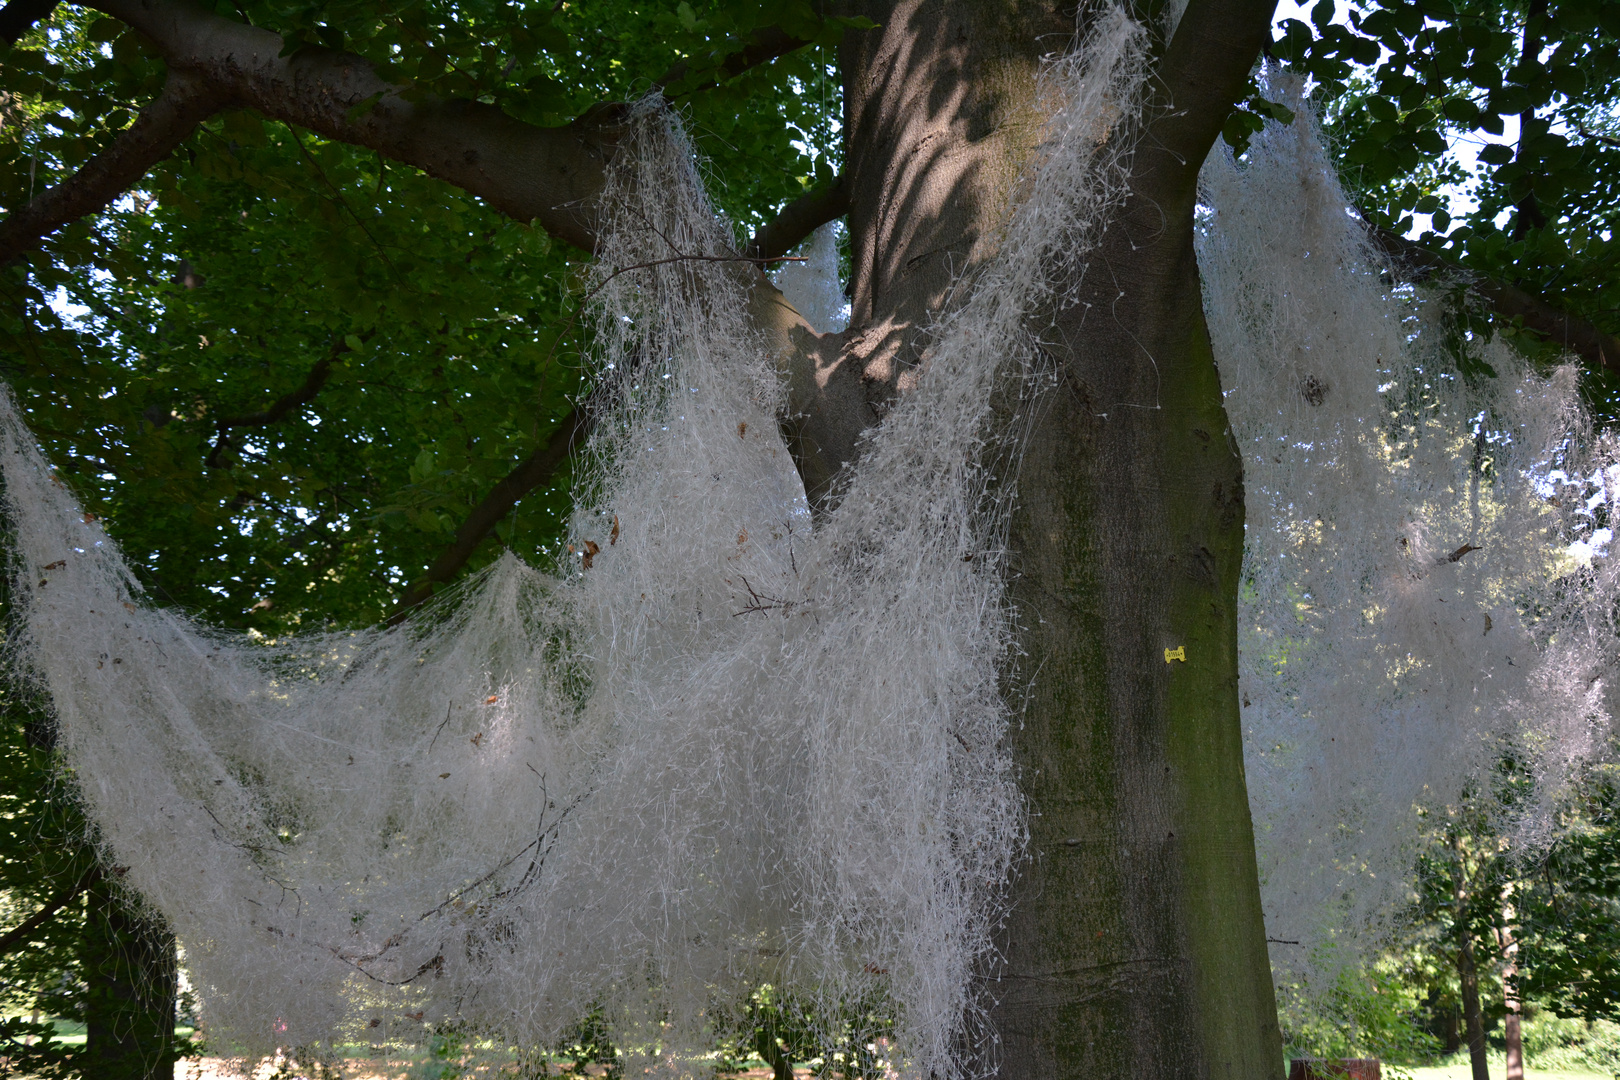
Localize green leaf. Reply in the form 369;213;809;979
1440;97;1478;125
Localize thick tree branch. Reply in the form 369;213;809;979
655;25;813;94
745;174;848;261
87;0;620;252
0;865;99;956
1145;0;1279;197
1370;227;1620;374
74;0;825;503
392;405;593;618
206;333;358;467
0;0;59;44
0;68;225;264
82;0;822;253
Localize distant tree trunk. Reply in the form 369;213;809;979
1497;910;1523;1080
1457;931;1489;1080
81;880;180;1080
1464;932;1483;1080
1443;1004;1461;1055
753;1015;794;1080
1454;839;1490;1080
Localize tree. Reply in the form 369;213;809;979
0;595;194;1080
1;0;1617;1078
1517;766;1620;1026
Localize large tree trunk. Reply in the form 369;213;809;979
813;2;1284;1076
992;176;1278;1080
81;882;180;1080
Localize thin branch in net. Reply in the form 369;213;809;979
585;252;806;303
334;781;588;988
391;404;595;618
540;252;808;374
732;574;792;616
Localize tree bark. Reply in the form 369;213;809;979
81;881;181;1080
1455;840;1490;1080
1497;908;1523;1080
817;1;1284;1076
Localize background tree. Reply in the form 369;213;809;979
0;0;1616;1078
1513;765;1620;1027
1413;792;1516;1080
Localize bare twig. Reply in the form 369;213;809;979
334;779;588;986
583;252;805;305
428;700;453;749
732;574;792;616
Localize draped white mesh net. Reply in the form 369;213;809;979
0;15;1150;1077
1200;77;1620;992
5;17;1618;1070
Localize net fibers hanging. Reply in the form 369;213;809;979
0;16;1149;1077
1199;78;1620;993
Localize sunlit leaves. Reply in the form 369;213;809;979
1277;0;1619;392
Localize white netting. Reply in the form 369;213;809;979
0;15;1147;1078
1199;78;1620;991
773;222;849;335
